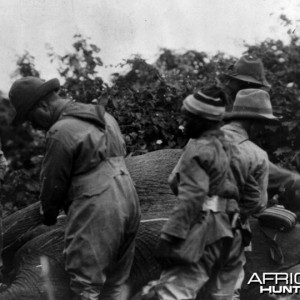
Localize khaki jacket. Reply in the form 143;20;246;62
162;124;268;248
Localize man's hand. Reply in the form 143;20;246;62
281;178;300;212
155;233;182;259
41;213;57;226
40;205;58;226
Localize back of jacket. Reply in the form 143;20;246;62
221;122;269;216
163;124;268;242
39;102;138;218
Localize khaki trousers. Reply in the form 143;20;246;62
154;230;244;300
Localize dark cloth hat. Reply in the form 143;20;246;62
182;86;226;121
225;55;271;88
224;88;279;123
9;77;60;125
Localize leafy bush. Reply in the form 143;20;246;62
102;51;234;154
47;34;104;103
244;34;300;166
3;29;300;212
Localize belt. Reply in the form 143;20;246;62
202;196;241;230
202;196;239;213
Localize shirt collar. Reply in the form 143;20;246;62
222;122;249;140
201;128;224;139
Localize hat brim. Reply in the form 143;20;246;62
223;111;280;124
12;78;60;126
225;74;271;89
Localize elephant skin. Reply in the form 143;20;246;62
0;218;166;300
1;149;181;299
1;149;300;300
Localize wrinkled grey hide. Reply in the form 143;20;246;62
1;149;300;300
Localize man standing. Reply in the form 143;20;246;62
146;87;273;300
221;56;300;299
8;77;141;300
221;55;300;211
221;89;281;300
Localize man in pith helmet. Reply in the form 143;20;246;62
8;76;141;300
145;87;270;300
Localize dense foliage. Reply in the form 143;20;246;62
1;29;300;213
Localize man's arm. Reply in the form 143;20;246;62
268;161;300;211
268;161;299;195
39;137;73;225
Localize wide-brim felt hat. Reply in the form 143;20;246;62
224;88;279;124
9;77;60;125
225;55;271;89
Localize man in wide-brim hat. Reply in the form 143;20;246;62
221;55;271;110
221;88;279;300
223;88;278;124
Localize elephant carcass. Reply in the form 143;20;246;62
2;202;52;274
2;148;300;300
0;149;181;299
2;148;181;267
0;218;166;300
125;149;181;219
4;217;300;300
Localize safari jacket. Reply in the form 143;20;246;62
162;123;268;250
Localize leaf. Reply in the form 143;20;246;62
274;147;292;156
112;98;119;109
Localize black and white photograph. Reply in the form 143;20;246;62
0;0;300;299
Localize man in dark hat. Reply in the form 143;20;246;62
221;57;300;299
145;87;269;300
220;55;271;110
8;77;141;300
221;55;300;211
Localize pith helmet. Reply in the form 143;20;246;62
225;55;271;88
223;89;279;123
9;77;60;125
